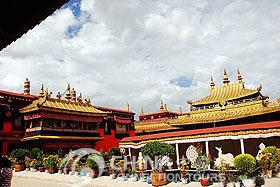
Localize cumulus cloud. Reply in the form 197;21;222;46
0;0;280;117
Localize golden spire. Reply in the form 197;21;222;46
23;78;30;95
164;103;168;111
160;100;164;110
71;88;76;102
141;107;144;115
77;93;83;102
223;69;230;84
210;76;215;88
125;102;130;112
237;69;243;83
179;106;183;114
39;84;45;98
65;84;71;101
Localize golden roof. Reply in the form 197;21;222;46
135;118;179;133
171;100;280;126
19;97;107;116
192;82;259;105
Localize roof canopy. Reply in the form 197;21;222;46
20;97;107;116
192;70;261;106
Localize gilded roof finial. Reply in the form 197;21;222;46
56;92;62;100
77;93;83;102
160;100;164;110
164;103;168;111
237;69;243;83
223;69;230;84
23;78;30;95
125;102;130;112
65;84;71;101
39;84;45;98
179;106;183;114
71;88;76;102
141;107;144;115
210;76;215;88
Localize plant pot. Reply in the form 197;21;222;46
151;172;167;187
14;164;25;172
266;170;273;178
228;182;234;187
63;168;69;175
199;178;209;187
242;179;256;187
92;168;98;178
234;182;241;187
48;166;56;174
110;173;116;179
131;176;138;182
80;170;87;176
181;178;188;184
30;167;36;172
38;166;45;172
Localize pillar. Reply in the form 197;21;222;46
175;143;180;166
205;141;210;169
240;139;245;154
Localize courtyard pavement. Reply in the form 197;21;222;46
11;171;280;187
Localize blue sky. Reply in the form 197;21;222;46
0;0;280;115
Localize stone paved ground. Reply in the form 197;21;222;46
11;171;280;187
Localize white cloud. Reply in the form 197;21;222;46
0;0;280;117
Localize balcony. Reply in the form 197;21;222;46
25;127;100;137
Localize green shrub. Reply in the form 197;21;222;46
87;158;98;169
234;154;256;176
258;146;280;170
30;148;41;159
141;141;175;159
10;149;29;164
108;147;121;157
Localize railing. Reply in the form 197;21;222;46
25;127;98;133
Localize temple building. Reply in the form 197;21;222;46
120;69;280;168
0;79;135;155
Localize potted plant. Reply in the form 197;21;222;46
130;169;138;181
116;160;126;178
24;156;31;171
178;160;189;184
257;146;280;178
234;154;257;187
44;155;59;174
108;155;117;179
10;148;29;172
214;155;232;187
86;155;99;178
36;159;45;172
193;144;211;187
141;141;175;187
108;147;121;157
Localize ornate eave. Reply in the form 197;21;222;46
192;82;260;106
120;121;280;146
19;97;107;117
171;100;280;126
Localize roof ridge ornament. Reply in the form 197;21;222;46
237;69;243;83
210;76;215;88
39;84;45;98
160;100;164;110
125;102;130;112
65;84;71;101
141;107;144;115
223;69;230;85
